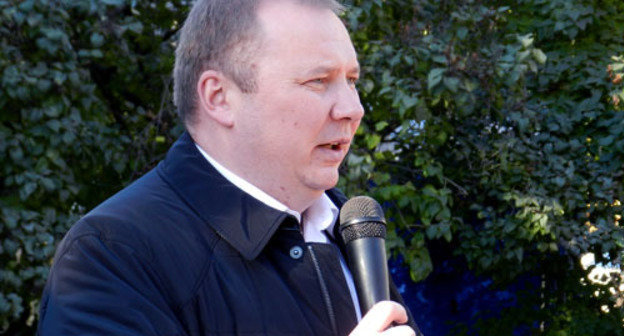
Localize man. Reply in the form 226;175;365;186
38;0;422;335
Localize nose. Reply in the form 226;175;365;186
330;80;365;122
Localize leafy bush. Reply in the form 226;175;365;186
0;0;185;334
340;0;624;333
2;0;624;334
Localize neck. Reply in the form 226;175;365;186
190;128;323;213
261;185;323;214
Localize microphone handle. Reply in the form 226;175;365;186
345;237;390;314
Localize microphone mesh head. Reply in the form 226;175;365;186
340;196;384;223
339;196;386;243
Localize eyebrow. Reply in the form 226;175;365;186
305;63;361;77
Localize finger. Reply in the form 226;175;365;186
380;325;416;336
356;301;409;332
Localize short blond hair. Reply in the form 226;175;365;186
173;0;344;124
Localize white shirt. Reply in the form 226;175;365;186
195;144;362;320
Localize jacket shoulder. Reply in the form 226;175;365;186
53;167;221;306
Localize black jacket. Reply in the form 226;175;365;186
38;132;421;335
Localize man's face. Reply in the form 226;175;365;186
230;0;364;207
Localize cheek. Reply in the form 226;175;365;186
282;102;327;130
351;119;362;135
260;90;331;136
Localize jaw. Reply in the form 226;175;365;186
299;164;341;193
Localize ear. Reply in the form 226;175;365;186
196;70;234;127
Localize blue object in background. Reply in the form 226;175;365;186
390;254;529;335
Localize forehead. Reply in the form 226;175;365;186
255;0;359;73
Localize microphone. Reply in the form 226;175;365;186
339;196;389;314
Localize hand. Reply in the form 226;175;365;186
349;301;416;336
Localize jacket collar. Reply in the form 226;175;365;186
157;132;290;260
157;132;349;260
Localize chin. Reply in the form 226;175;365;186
303;170;340;192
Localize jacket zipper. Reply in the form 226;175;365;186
308;245;338;335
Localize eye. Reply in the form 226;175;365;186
302;77;328;91
307;78;326;85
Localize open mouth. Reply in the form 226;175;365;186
319;142;342;150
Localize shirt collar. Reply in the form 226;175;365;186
195;144;302;222
302;193;339;243
157;132;348;260
194;143;339;243
158;132;288;260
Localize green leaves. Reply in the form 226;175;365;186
90;33;104;48
2;0;624;333
100;0;125;6
532;49;548;65
407;233;433;282
427;68;445;91
425;222;452;242
344;0;624;332
1;0;185;333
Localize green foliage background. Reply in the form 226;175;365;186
2;0;624;334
